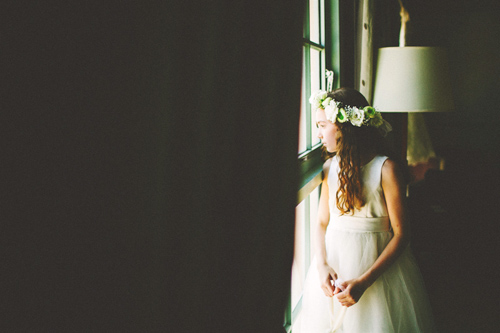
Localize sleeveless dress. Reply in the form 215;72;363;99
298;155;436;333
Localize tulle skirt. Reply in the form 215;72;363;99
298;216;436;333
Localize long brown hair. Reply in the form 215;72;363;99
327;88;382;215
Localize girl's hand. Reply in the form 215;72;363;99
335;278;370;307
317;263;338;297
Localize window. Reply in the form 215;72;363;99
298;0;325;154
284;1;339;331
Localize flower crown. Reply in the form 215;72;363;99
309;90;392;137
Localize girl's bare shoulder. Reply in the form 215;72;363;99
381;158;404;187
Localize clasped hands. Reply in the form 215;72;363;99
317;263;368;308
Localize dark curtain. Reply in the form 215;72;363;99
3;1;303;331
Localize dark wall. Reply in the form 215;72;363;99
408;0;500;161
393;1;500;330
404;0;500;237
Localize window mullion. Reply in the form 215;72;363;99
304;45;312;150
303;0;310;39
320;0;325;45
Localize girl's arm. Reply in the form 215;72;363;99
336;159;410;306
314;158;339;297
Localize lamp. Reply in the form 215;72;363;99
372;46;454;165
373;46;454;113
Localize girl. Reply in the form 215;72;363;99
299;88;436;332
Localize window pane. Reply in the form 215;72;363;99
310;49;322;148
292;311;303;332
311;111;320;147
309;0;320;43
298;49;307;153
310;49;321;95
291;200;306;309
308;186;320;264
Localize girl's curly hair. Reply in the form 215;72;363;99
326;88;382;215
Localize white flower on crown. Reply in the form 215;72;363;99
324;100;339;122
349;107;365;127
309;90;328;110
317;90;328;101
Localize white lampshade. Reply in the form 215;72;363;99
373;47;454;112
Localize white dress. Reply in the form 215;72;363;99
299;156;436;333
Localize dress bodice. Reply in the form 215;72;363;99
327;155;389;219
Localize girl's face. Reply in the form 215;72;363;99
315;108;339;153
